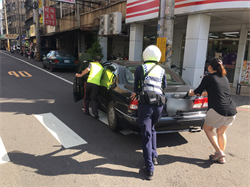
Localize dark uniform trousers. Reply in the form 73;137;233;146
84;82;99;115
137;103;163;172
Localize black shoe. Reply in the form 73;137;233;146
153;157;158;165
143;166;153;180
83;110;90;115
93;114;99;119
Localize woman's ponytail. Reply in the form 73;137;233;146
209;58;227;76
217;63;227;76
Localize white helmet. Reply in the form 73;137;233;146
142;45;162;63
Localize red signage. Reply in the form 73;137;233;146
44;7;56;26
126;0;159;23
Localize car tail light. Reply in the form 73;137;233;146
193;97;208;108
202;97;208;108
54;59;59;63
75;60;78;64
129;99;138;110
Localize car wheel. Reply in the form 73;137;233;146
49;63;54;72
108;101;120;132
42;62;46;68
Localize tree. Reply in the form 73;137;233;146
87;35;104;59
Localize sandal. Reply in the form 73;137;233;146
218;157;226;164
209;150;225;161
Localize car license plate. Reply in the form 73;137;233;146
64;60;70;63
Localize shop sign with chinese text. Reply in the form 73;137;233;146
2;34;19;40
43;7;56;26
30;25;36;37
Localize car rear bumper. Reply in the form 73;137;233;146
115;108;206;133
53;64;77;69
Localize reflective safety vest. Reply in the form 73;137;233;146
141;63;165;95
100;69;114;89
87;62;104;86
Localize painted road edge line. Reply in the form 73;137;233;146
34;113;87;148
0;137;10;164
0;51;73;85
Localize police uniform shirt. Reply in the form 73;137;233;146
134;64;167;94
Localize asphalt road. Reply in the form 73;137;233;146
0;50;249;187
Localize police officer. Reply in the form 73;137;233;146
76;55;104;119
131;45;167;180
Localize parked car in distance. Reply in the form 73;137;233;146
42;50;78;72
74;61;208;134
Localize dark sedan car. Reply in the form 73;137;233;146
42;50;78;72
74;61;208;134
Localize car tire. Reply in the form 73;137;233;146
108;101;120;132
49;63;54;72
42;62;46;68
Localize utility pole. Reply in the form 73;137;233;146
18;0;22;47
157;0;175;66
35;0;40;61
3;0;10;50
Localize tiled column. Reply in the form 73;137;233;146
233;24;248;87
129;23;144;61
182;14;211;87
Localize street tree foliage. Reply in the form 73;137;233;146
87;36;104;59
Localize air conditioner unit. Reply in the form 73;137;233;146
108;12;122;35
99;14;109;35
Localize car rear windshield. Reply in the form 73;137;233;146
124;65;187;86
56;51;73;57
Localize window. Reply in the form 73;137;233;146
57;51;73;57
124;65;186;86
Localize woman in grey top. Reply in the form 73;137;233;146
188;58;237;164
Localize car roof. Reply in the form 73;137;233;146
111;60;170;69
111;60;142;66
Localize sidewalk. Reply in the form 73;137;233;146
230;83;250;97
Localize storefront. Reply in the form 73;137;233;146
125;0;250;87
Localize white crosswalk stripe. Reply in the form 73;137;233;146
34;113;88;148
0;137;10;164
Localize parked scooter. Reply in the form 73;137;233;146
171;64;185;76
26;49;35;59
10;45;15;53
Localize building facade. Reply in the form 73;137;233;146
14;0;250;88
1;0;26;46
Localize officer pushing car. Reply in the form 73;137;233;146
76;55;104;119
131;45;167;180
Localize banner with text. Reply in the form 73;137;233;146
44;7;56;26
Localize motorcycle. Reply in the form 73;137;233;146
10;46;15;53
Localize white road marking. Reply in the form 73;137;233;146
0;98;55;104
34;113;87;148
0;137;10;164
2;51;132;135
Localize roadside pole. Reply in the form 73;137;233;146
157;0;175;66
18;0;22;49
35;0;41;61
3;0;10;50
